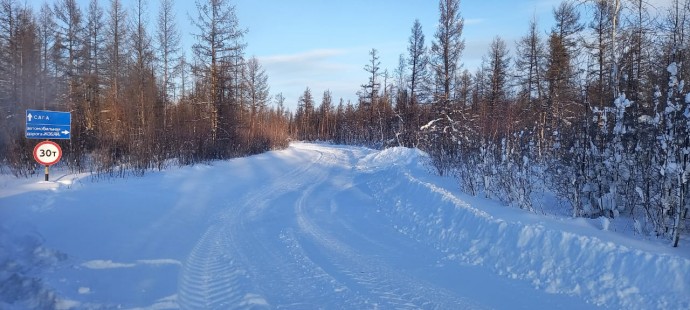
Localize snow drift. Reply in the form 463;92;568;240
361;147;690;309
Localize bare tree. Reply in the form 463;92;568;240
37;3;56;108
408;19;428;105
585;0;617;108
244;56;269;138
156;0;180;112
514;16;545;110
361;48;381;106
430;0;465;106
82;0;104;138
104;0;127;100
53;0;84;104
191;0;246;149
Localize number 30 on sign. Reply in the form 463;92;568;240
33;141;62;166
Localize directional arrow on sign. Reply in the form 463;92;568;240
27;113;33;122
61;130;70;135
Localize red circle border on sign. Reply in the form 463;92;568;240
33;141;62;166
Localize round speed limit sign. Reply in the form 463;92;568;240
33;141;62;166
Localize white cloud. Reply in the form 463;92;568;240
257;48;363;106
260;49;347;65
464;18;485;26
259;49;354;75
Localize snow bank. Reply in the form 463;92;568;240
357;147;426;172
362;147;690;309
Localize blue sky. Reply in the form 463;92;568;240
42;0;670;109
231;0;561;108
55;0;564;109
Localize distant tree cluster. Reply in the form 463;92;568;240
291;49;401;146
0;0;289;176
291;0;690;247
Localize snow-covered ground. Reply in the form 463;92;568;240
1;142;688;309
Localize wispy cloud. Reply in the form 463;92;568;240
259;48;356;82
464;18;485;26
260;49;348;65
258;48;362;104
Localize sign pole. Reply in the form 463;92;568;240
44;139;49;181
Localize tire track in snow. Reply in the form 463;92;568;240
275;228;368;308
226;146;368;307
177;225;257;309
294;149;485;309
178;148;322;309
180;144;485;308
179;145;362;309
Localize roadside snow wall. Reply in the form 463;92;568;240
361;147;690;309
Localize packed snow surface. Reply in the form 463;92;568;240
1;143;688;309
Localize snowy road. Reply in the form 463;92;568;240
176;144;485;309
1;143;688;309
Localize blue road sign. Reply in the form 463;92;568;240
25;109;72;140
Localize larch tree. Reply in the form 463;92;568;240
0;0;17;109
82;0;104;142
514;16;545;112
156;0;181;115
393;53;412;146
485;36;511;140
620;0;654;105
361;48;382;141
295;87;315;140
129;0;156;128
99;0;128;170
53;0;83;105
514;17;549;157
318;90;334;140
127;0;159;172
191;0;246;151
486;36;511;112
37;3;56;108
104;0;127;100
54;0;88;167
362;48;381;107
408;19;428;106
430;0;464;106
421;0;466;176
547;1;582;139
244;56;269;139
585;0;617;109
406;19;429;146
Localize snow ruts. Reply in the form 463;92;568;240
177;147;323;309
179;144;486;309
293;147;485;309
177;225;253;309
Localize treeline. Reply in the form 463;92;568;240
0;0;289;176
289;0;689;246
